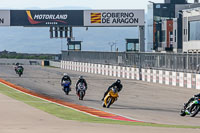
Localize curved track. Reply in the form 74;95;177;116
1;65;200;126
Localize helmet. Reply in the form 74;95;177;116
79;76;83;79
116;79;121;84
63;73;68;76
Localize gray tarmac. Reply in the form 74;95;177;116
0;65;200;126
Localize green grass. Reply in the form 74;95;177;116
0;83;200;129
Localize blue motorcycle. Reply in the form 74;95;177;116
62;81;71;95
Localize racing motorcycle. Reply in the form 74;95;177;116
62;81;71;95
16;67;23;77
180;96;200;117
102;87;119;108
76;82;86;100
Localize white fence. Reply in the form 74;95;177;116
60;60;200;90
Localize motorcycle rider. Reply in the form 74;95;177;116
14;63;19;73
61;73;72;90
75;76;87;94
15;63;24;74
101;79;123;101
184;93;200;114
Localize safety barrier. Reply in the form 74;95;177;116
60;60;200;90
0;58;42;65
49;61;61;68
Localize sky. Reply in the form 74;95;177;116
0;0;196;53
0;0;194;11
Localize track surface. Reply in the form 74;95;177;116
1;65;200;126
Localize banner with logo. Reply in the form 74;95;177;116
0;10;10;26
10;10;83;27
84;10;145;27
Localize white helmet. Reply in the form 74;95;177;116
63;73;68;76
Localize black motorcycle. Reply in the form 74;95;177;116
16;67;23;77
180;96;200;117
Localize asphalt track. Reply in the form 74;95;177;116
1;65;200;126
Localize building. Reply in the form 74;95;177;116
161;19;173;51
147;0;200;52
182;7;200;53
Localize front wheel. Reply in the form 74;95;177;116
102;102;106;108
65;91;69;95
180;109;186;116
79;91;84;100
106;97;113;108
63;87;70;95
189;105;200;117
18;73;22;77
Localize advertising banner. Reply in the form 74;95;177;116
0;10;10;26
10;10;83;27
84;10;145;27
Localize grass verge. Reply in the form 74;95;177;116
0;83;200;129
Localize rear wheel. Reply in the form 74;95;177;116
189;105;200;117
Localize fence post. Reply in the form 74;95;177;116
139;53;142;80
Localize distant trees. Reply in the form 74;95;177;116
0;50;60;60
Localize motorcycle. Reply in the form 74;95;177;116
180;96;200;117
16;67;23;77
76;82;86;100
102;87;119;108
62;81;71;95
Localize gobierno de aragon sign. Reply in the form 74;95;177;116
84;10;145;27
0;9;144;27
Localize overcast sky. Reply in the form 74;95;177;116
0;0;195;11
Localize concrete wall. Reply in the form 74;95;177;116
183;41;200;52
0;58;42;65
62;51;125;65
61;60;200;90
49;61;61;68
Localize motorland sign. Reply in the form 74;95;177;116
0;10;10;26
11;10;83;26
84;10;145;27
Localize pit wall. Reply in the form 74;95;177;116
0;58;42;65
60;61;200;90
49;61;61;68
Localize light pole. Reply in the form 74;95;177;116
61;38;63;51
108;42;114;52
148;1;155;4
113;40;118;52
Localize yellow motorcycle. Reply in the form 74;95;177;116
102;87;119;108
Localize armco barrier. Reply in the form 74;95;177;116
61;60;200;90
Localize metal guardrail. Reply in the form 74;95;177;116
62;51;200;73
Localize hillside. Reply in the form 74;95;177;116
0;27;138;54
